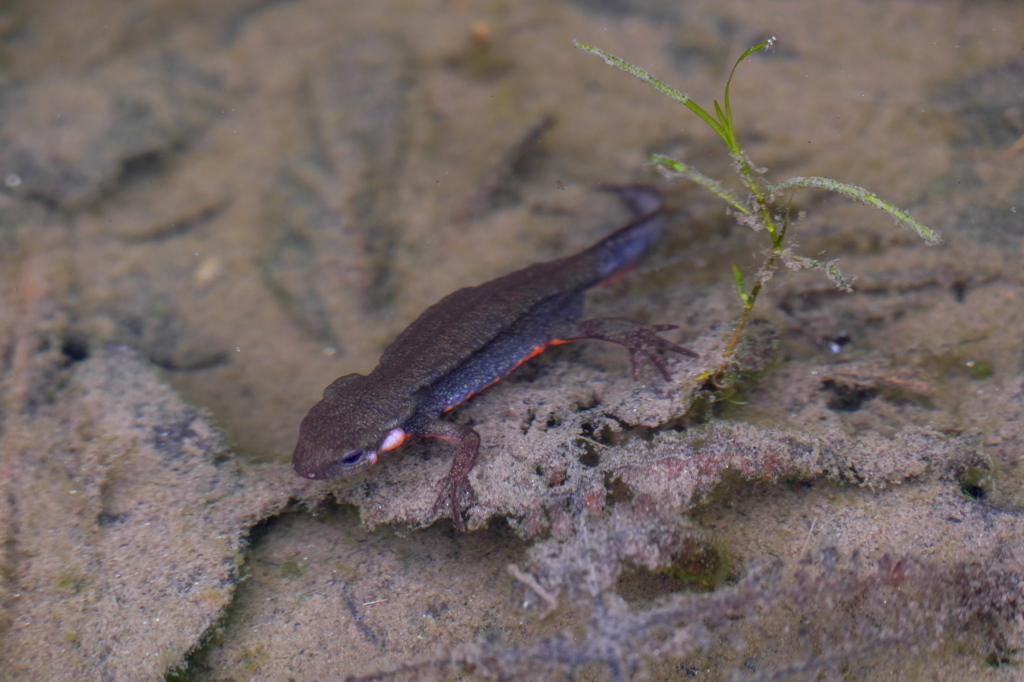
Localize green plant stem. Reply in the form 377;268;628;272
722;253;777;358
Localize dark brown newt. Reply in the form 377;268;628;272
292;185;696;530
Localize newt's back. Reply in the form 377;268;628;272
370;185;666;394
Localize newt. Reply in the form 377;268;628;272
293;185;696;530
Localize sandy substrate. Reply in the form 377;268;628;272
1;0;1023;679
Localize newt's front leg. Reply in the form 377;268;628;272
556;317;698;380
422;318;694;530
416;418;481;531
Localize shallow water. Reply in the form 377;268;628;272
1;0;1023;679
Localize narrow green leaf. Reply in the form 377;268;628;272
735;38;776;66
650;154;749;214
723;37;774;135
574;40;728;142
732;265;749;303
714;100;727;128
769;176;941;244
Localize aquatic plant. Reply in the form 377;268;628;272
574;38;941;360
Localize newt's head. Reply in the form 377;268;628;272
292;373;413;480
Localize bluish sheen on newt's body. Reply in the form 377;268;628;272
292;185;696;530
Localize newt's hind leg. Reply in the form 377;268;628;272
555;317;698;380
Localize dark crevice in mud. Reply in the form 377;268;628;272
147;410;202;460
952;279;968;303
96;511;129;527
343;584;386;649
60;333;90;364
519;408;536;434
584;419;662;452
603;473;633;506
21;331;82;415
148;349;230;372
602;412;634;432
122;200;228;244
586;420;617;445
576;420;617;454
957;466;991;502
117;150;168;189
822;378;878;412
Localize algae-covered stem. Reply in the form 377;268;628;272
574;38;782;359
574;38;939;360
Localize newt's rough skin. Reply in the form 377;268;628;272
293;185;697;530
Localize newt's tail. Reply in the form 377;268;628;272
587;184;666;282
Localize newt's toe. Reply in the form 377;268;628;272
432;474;476;531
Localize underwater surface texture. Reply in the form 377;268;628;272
1;0;1023;679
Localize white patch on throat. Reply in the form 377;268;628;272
380;428;407;452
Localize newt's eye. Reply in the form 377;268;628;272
339;450;366;466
